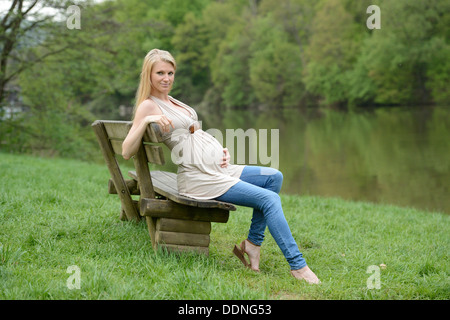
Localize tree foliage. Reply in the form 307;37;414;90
0;0;448;158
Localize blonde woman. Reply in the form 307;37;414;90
122;49;320;284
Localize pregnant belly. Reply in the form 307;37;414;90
172;130;224;168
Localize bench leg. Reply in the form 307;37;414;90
154;218;211;256
145;216;158;250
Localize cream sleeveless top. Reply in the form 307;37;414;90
150;96;245;200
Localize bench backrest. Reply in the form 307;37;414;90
98;120;165;164
91;120;164;221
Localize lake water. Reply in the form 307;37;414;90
197;105;450;214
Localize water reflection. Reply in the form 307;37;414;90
199;105;450;214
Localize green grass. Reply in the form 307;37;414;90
0;152;449;299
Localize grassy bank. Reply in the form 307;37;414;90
0;152;448;299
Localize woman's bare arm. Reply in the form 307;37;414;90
122;100;173;160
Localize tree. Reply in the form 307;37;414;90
249;15;304;109
211;19;257;110
171;11;209;103
349;0;450;105
0;0;78;107
171;0;247;105
0;0;146;157
303;0;361;106
259;0;316;67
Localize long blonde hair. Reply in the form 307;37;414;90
132;49;177;119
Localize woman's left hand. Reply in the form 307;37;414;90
221;148;230;168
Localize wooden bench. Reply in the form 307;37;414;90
92;120;236;256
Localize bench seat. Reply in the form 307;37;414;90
128;170;236;211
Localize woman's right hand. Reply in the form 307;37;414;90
145;114;174;133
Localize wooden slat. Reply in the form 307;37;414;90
129;170;196;207
152;171;178;192
155;231;210;247
110;139;123;155
156;218;211;234
110;139;164;165
133;140;158;249
140;198;229;223
108;179;140;195
150;171;179;195
143;123;163;143
91;120;140;221
144;144;165;165
158;244;209;255
103;121;132;140
129;170;176;193
103;120;161;143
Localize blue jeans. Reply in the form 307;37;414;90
214;165;307;270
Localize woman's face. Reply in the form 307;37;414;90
151;60;175;95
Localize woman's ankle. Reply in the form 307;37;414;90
245;238;260;247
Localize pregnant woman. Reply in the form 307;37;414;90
122;49;320;284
